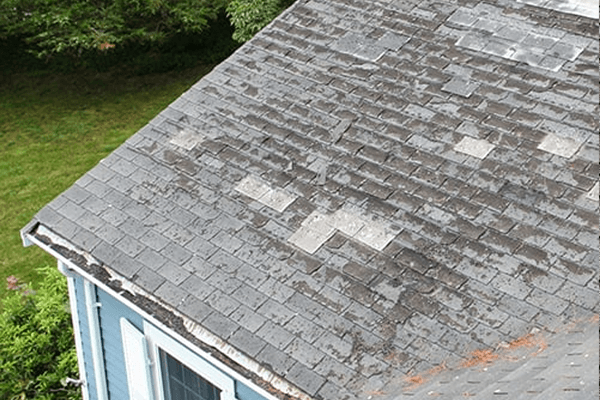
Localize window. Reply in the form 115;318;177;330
159;350;220;400
121;318;235;400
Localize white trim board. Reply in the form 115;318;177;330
144;321;236;400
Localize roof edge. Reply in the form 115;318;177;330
24;225;313;400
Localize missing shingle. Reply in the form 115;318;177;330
333;33;376;56
454;136;495;159
377;32;411;51
302;211;336;234
537;134;582;158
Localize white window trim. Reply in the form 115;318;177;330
58;261;90;400
144;321;236;400
121;318;154;400
84;280;108;400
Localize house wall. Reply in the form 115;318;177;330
96;287;144;399
73;276;268;400
72;275;97;398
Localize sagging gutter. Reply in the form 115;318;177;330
57;260;90;400
23;225;311;400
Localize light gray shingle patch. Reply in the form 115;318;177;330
517;0;599;18
441;77;480;98
288;209;400;254
330;209;366;237
259;189;298;213
455;31;488;51
446;7;479;26
331;31;408;62
585;182;599;201
288;218;336;255
235;175;297;212
353;221;400;251
539;120;589;143
169;128;205;151
450;4;586;71
235;175;271;199
454;136;496;159
537;133;582;158
376;32;410;51
288;211;336;253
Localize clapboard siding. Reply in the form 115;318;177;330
83;283;269;400
97;287;143;400
73;276;97;400
236;381;269;400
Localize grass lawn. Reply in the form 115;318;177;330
0;64;214;302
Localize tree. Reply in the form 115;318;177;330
227;0;294;42
0;0;228;58
0;267;80;400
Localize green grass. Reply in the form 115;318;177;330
0;65;214;302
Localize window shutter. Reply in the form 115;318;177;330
120;318;154;400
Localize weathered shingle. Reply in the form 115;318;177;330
22;0;599;398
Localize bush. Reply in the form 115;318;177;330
227;0;281;43
227;0;295;43
0;267;80;400
0;0;228;60
0;10;239;75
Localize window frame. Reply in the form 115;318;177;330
143;321;236;400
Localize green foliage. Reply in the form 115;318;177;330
80;12;239;75
226;0;290;42
0;266;80;399
0;65;214;302
0;0;229;59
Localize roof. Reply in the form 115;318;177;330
391;315;598;399
22;0;598;398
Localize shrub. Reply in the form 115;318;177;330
0;0;228;59
0;266;80;400
227;0;296;42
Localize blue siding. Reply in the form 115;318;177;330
236;381;269;400
73;276;97;400
73;282;270;400
97;287;143;400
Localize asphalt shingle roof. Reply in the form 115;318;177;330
23;0;598;398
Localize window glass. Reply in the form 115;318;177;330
160;349;221;400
